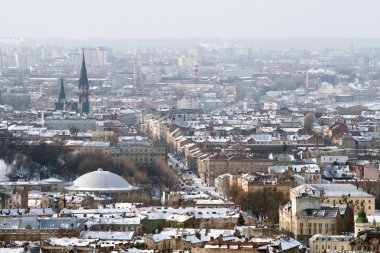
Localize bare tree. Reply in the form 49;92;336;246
303;112;316;129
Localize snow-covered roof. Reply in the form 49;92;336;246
251;134;272;142
309;184;374;198
45;237;97;247
82;141;110;147
40;177;64;183
65;168;136;192
122;248;155;253
80;231;134;240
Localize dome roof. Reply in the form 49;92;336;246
66;168;135;192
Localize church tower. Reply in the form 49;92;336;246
78;51;90;114
355;201;370;237
55;77;66;110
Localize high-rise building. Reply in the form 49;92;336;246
193;62;200;80
96;47;108;65
78;52;90;114
133;56;143;89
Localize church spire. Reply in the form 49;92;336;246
55;77;66;111
58;77;66;102
78;49;90;114
79;50;88;88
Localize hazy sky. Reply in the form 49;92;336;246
1;0;380;39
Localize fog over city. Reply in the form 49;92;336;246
2;0;380;39
1;0;380;252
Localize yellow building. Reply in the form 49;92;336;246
81;141;110;156
109;141;166;167
200;155;273;186
279;184;350;245
309;234;352;253
300;184;376;215
237;174;292;196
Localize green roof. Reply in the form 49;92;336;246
356;201;369;224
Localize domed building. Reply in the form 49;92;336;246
65;168;137;198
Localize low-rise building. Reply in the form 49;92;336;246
237;174;293;197
303;184;376;215
110;139;166;167
0;217;81;241
309;234;353;253
0;186;28;209
280;184;354;244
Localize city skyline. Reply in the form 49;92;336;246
0;1;380;250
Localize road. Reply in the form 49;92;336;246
168;153;225;199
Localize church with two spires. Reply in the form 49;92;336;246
55;51;90;114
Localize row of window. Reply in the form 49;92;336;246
315;244;345;250
94;226;139;231
114;155;154;162
300;222;335;228
325;198;372;204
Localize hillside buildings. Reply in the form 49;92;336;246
3;42;380;251
279;183;374;244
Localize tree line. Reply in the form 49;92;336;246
1;142;179;205
227;185;288;223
